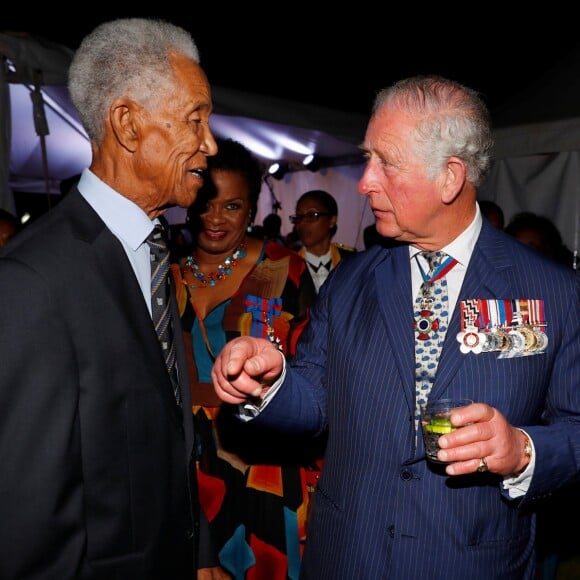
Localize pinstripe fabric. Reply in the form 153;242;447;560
251;221;580;579
147;225;181;405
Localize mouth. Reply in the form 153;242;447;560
188;168;206;179
203;229;226;241
372;207;390;217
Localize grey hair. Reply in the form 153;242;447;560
372;75;494;186
68;18;200;143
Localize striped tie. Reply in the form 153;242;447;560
146;225;181;405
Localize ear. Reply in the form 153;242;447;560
109;98;140;153
441;156;466;204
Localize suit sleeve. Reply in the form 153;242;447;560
0;258;85;579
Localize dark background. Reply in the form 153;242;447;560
3;10;580;123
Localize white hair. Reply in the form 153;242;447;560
68;18;200;143
373;75;494;186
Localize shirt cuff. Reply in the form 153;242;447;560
502;430;535;498
238;354;286;421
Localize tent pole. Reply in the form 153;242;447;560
31;70;51;208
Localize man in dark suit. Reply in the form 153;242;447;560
0;18;229;579
211;76;580;579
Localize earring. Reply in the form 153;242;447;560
247;225;253;233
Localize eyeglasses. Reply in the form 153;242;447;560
289;211;331;224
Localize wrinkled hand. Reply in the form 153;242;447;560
436;403;530;476
211;337;284;404
197;566;232;579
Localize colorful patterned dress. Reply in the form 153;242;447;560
171;240;324;580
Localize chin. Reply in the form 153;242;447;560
175;191;200;209
375;223;399;239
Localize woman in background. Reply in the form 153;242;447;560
171;138;323;579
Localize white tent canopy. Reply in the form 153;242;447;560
478;47;580;260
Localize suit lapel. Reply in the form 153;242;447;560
373;225;517;408
68;192;184;426
375;247;417;414
430;223;515;399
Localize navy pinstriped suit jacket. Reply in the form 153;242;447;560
251;220;580;579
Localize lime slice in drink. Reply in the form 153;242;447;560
425;418;455;434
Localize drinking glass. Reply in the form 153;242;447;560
420;398;473;463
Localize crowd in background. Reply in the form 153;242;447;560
6;196;576;275
480;200;576;270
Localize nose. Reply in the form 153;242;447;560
358;163;374;196
201;202;224;225
203;204;225;224
201;123;218;157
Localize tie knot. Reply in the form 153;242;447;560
146;225;169;257
422;250;445;273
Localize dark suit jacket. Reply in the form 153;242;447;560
252;220;580;579
0;189;213;579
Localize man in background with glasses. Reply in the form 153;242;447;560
290;189;356;295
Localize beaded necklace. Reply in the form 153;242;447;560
183;240;247;288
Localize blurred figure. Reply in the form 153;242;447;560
363;223;382;248
261;212;286;246
363;223;404;250
59;173;81;197
0;209;21;249
505;211;576;579
168;222;193;260
505;211;574;267
285;227;302;252
479;200;505;229
291;189;355;295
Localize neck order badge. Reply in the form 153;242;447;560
414;251;458;427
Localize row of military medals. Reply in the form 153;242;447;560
456;298;548;357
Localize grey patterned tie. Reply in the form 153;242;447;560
146;225;181;406
414;251;453;427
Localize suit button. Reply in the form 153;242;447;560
400;469;413;481
185;528;194;540
388;525;395;538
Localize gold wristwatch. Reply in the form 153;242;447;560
523;433;533;462
512;430;532;477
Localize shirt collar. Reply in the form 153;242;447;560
304;249;332;265
409;206;482;268
77;168;156;251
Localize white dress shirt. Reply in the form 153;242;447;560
304;249;333;293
